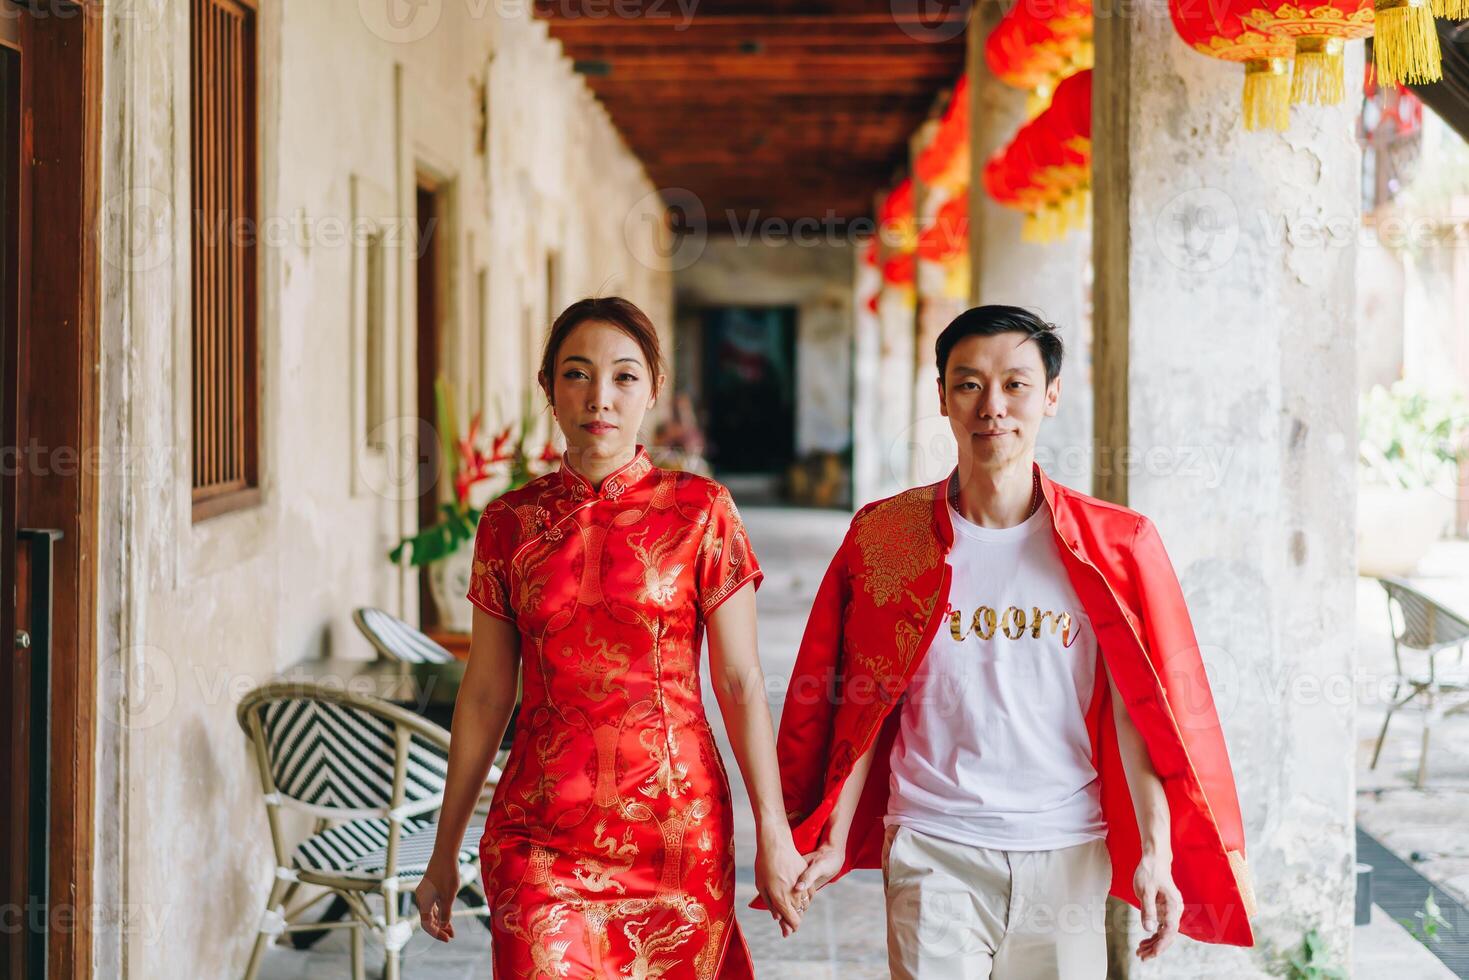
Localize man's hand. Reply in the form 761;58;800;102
755;825;808;937
1133;851;1182;960
793;838;845;905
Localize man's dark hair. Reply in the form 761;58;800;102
934;305;1065;385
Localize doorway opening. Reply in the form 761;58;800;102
700;306;797;500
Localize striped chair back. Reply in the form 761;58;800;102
1380;578;1469;653
238;681;450;818
353;607;455;664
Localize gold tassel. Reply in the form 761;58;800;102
1291;37;1346;105
1026;85;1054;120
1022;211;1042;243
1242;58;1292;131
1432;0;1469;17
1374;0;1443;85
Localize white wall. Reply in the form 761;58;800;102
93;2;670;976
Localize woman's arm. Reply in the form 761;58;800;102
793;736;876;894
705;582;807;936
416;607;521;941
1105;662;1182;961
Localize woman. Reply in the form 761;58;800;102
416;297;807;978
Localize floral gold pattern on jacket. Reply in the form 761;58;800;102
850;486;941;606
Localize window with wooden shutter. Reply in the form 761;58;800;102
190;0;259;521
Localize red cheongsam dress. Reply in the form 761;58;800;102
465;445;763;979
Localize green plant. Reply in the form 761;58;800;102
387;381;556;568
1399;889;1453;946
1285;928;1347;980
1359;381;1469;490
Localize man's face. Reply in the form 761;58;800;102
937;332;1060;470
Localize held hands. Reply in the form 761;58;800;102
755;824;810;937
1133;850;1182;960
793;836;845;905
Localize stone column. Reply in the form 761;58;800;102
1093;0;1360;975
966;11;1094;493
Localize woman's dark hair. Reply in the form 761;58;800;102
539;297;665;407
934;305;1064;385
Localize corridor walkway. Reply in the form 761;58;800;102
257;505;882;979
255;503;1457;978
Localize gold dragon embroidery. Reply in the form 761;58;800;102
851;487;941;607
571;819;639;894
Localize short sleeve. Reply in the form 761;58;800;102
466;501;516;625
695;485;763;619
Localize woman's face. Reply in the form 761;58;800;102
542;319;661;459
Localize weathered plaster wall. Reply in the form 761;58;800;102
93;2;670;977
1095;7;1360;978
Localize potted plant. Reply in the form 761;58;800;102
388;380;559;631
1357;381;1468;578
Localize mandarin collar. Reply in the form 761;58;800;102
557;444;655;501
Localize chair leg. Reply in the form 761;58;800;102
1417;689;1437;789
1370;685;1406;770
350;923;365;980
242;877;290;980
383;884;401;980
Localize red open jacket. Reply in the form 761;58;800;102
757;464;1257;946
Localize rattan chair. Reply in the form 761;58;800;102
238;681;489;980
352;606;456;664
1370;578;1469;787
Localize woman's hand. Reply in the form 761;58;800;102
1132;851;1182;960
793;835;845;901
754;824;808;937
415;856;461;942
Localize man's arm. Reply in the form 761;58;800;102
1104;661;1182;961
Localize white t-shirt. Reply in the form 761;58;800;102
885;500;1107;850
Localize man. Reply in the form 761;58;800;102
759;306;1255;977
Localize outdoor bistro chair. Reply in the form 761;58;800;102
1370;577;1469;788
352;604;509;789
352;606;457;665
238;680;489;980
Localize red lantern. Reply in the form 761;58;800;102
1169;0;1295;130
917;191;969;263
984;0;1092;113
881;251;916;287
1244;0;1438;99
916;75;970;190
878;178;917;254
981;70;1092;243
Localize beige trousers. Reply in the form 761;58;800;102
882;824;1112;980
